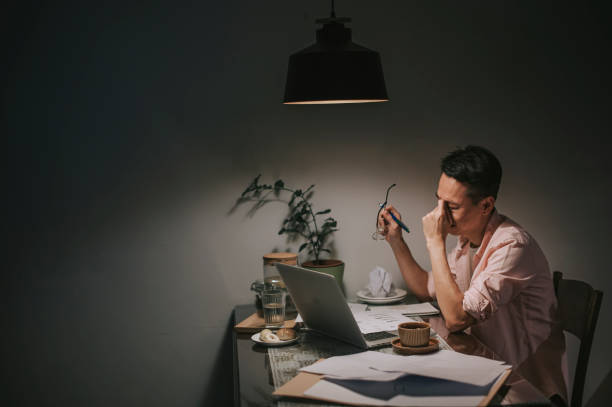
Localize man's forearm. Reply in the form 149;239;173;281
390;238;430;301
427;240;474;331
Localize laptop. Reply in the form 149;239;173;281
276;263;398;349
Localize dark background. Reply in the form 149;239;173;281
3;1;611;406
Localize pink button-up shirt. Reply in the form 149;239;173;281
426;210;567;399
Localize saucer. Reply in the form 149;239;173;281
391;337;439;355
356;288;407;304
251;332;299;347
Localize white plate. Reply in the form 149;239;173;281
356;288;407;300
356;295;407;305
356;288;408;304
251;332;299;347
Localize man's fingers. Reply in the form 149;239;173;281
380;208;400;230
435;199;454;226
440;201;449;223
382;213;395;227
385;204;402;221
386;204;398;216
443;201;455;226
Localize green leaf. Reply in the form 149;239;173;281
278;228;285;235
298;242;309;252
241;174;261;196
273;180;284;197
315;209;331;215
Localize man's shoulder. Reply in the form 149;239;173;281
485;214;550;276
493;214;533;247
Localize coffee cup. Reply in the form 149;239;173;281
398;321;430;347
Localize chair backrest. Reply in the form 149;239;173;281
553;271;603;407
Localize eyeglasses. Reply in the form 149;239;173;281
371;183;396;240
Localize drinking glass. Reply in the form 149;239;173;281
262;289;286;328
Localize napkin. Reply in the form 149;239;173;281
367;266;394;297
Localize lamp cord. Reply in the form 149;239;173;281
331;0;336;18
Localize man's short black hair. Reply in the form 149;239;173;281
441;145;502;203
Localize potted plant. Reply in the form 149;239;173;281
233;175;344;283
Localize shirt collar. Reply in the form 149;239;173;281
456;209;505;264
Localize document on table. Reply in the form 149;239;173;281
298;350;511;406
301;350;508;386
295;302;418;334
393;302;440;316
349;303;417;334
304;377;501;406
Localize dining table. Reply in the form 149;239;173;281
232;303;552;406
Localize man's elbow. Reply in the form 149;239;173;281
444;314;474;332
445;318;466;332
415;292;433;303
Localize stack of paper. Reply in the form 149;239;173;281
397;302;440;316
349;303;418;334
294;350;510;406
296;302;420;334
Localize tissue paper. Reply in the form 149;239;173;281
367;266;394;297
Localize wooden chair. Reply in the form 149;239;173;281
585;369;612;407
553;271;603;407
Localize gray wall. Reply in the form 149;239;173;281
4;1;610;406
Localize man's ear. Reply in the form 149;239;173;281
480;197;495;215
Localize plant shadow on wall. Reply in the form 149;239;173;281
230;175;345;284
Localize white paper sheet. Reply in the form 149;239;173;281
295;302;417;333
375;350;508;386
301;351;509;406
300;351;405;381
391;302;440;315
351;307;417;334
304;378;490;406
301;350;508;387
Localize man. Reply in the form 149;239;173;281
379;145;567;402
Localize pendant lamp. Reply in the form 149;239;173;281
283;1;389;105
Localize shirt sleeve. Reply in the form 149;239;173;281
462;239;536;321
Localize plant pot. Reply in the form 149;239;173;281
301;259;345;285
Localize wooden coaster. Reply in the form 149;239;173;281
392;337;439;355
234;313;297;333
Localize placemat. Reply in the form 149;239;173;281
268;317;453;407
234;312;297;333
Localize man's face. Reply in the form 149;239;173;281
436;173;486;237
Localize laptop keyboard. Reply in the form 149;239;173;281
363;331;396;341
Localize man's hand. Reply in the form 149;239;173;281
379;205;404;246
422;199;449;247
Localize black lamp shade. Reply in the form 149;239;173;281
283;21;388;104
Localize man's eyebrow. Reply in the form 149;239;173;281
435;193;461;207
